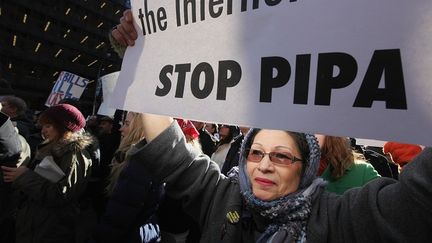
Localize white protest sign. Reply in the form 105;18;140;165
355;139;387;148
98;72;119;117
45;71;90;107
112;0;432;145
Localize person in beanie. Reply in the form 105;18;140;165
1;104;93;243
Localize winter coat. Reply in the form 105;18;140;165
0;112;30;217
13;133;93;243
94;147;163;243
127;122;432;242
211;143;231;168
221;134;244;175
0;112;23;243
94;145;199;243
198;127;217;157
321;161;380;194
363;147;399;179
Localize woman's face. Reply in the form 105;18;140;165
41;123;61;142
119;113;134;138
246;130;303;201
219;126;230;140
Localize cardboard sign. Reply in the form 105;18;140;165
45;71;89;107
98;72;119;117
112;0;432;145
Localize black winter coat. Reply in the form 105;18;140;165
128;123;432;242
0;112;22;243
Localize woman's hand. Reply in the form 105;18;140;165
110;10;173;141
2;166;28;182
112;9;138;47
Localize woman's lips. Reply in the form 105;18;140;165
254;177;275;186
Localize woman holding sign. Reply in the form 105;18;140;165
119;113;432;242
111;11;432;242
2;104;93;243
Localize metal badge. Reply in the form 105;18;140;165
226;211;240;224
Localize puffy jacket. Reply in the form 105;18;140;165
13;133;93;243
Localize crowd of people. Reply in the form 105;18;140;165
0;9;431;243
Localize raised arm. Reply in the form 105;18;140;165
127;122;237;234
109;9;173;137
141;114;173;142
109;9;138;57
308;148;432;242
111;9;138;47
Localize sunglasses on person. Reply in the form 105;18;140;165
245;148;303;166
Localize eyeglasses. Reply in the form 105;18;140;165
245;148;303;166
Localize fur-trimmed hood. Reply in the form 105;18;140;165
35;132;94;160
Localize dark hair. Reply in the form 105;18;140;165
0;96;27;116
219;125;240;146
38;112;68;138
207;123;218;135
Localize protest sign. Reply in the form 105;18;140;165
45;71;89;107
112;0;432;145
98;72;119;117
355;139;386;148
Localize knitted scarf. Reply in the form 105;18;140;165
237;130;326;243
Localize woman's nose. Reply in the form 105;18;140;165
257;155;273;172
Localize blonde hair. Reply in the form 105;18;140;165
106;112;146;195
106;113;203;195
188;137;202;152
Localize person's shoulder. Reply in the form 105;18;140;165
353;160;380;180
201;129;218;142
353;160;375;170
54;133;94;155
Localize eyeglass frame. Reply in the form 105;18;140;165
245;148;303;166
